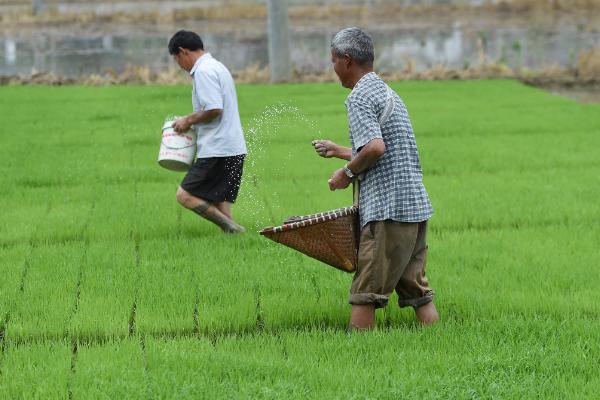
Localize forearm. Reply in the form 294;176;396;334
185;109;223;125
346;139;385;175
334;146;352;161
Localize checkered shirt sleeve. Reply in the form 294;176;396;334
346;98;383;150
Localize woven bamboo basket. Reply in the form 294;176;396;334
259;206;360;273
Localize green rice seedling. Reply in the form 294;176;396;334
428;224;600;320
194;232;348;335
30;201;95;245
145;335;317;398
186;231;350;333
1;80;600;398
0;244;28;327
135;238;198;335
275;323;600;398
1;182;95;246
426;166;600;232
395;80;599;138
190;236;259;334
0;341;71;399
1;183;95;246
251;239;350;331
7;243;84;340
236;237;317;331
72;338;146;399
144;336;217;398
68;242;137;340
83;183;137;242
420;130;600;178
132;182;183;241
306;269;357;329
0;204;49;247
239;174;346;228
99;322;600;398
188;333;305;398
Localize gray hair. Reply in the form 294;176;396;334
331;27;374;65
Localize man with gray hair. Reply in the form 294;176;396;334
312;27;439;329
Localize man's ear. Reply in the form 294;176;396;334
343;54;352;68
178;47;187;55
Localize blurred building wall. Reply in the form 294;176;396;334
0;0;496;16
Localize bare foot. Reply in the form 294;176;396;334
222;222;246;234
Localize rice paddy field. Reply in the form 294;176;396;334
1;79;600;398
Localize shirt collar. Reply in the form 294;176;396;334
346;71;377;102
353;71;377;91
190;52;212;76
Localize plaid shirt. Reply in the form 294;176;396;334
346;72;434;228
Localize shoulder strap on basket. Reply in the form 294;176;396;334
378;85;395;126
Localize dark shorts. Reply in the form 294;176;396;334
349;220;434;309
180;155;245;203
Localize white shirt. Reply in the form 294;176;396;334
190;53;247;158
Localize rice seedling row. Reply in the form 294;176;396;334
0;80;599;397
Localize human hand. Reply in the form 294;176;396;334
328;168;351;191
172;116;192;134
312;139;338;158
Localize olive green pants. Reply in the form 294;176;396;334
349;220;434;309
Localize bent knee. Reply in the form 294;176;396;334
176;187;192;207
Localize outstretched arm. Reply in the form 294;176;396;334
312;139;352;161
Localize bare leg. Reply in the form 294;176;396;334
176;187;244;233
349;304;376;331
215;201;233;220
414;302;439;325
215;201;245;233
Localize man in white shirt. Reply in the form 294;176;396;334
168;30;247;233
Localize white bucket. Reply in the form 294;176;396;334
158;118;197;172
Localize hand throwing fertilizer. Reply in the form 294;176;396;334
260;206;360;273
158;117;197;171
260;87;394;272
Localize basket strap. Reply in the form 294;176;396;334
352;180;360;207
378;86;395;125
